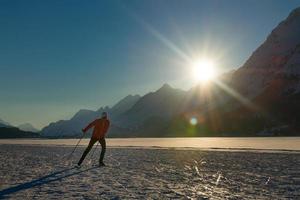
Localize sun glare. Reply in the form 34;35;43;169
192;59;216;82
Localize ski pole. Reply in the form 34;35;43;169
67;133;84;160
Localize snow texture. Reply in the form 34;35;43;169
0;145;299;199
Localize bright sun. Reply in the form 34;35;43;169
192;59;216;82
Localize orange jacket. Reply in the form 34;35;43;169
83;118;110;140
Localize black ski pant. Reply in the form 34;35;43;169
78;137;106;165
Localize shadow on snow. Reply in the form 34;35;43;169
0;166;99;198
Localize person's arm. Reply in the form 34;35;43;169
82;120;96;133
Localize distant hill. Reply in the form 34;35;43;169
0;118;11;128
0;127;40;138
18;123;39;132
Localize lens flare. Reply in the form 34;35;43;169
190;117;198;126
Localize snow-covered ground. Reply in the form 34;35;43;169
0;144;299;199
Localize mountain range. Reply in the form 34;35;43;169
0;127;39;138
17;123;39;133
0;118;12;128
0;118;40;138
41;95;141;137
7;7;300;138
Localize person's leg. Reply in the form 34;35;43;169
78;138;97;166
99;138;106;165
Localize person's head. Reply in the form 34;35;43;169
102;112;108;119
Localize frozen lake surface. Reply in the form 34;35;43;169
0;145;299;199
0;137;299;151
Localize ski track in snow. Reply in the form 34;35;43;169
0;145;299;199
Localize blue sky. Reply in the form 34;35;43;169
0;0;299;128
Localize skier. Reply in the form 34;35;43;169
77;112;110;167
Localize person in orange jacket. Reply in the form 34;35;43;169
77;112;110;166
